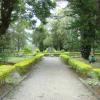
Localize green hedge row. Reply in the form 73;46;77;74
0;53;44;84
15;53;44;75
60;54;100;79
0;65;15;80
44;53;61;56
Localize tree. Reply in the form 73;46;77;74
32;25;47;51
43;36;53;48
26;0;56;24
0;0;20;36
0;0;56;36
67;0;98;59
8;19;29;52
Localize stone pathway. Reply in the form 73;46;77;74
2;57;97;100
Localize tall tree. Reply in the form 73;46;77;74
32;24;47;51
67;0;97;59
0;0;56;36
0;0;19;36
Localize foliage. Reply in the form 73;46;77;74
26;0;56;24
0;0;55;36
9;19;29;52
89;69;100;79
48;8;80;51
66;0;99;59
32;25;48;51
0;0;20;36
33;48;40;56
43;36;53;48
60;54;92;76
60;53;100;79
23;47;32;54
15;53;44;75
0;65;15;84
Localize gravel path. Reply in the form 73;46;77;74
2;57;97;100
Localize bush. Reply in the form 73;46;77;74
89;69;100;79
0;65;15;84
60;54;70;63
15;53;44;75
33;48;40;56
23;47;32;54
60;54;92;76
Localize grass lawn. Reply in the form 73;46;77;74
0;55;34;64
7;56;34;63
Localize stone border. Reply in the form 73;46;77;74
79;78;100;100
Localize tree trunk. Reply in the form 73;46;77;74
0;0;16;36
81;43;91;60
96;0;100;28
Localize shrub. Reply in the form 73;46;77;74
60;54;70;63
60;54;92;76
89;69;100;79
0;65;15;84
15;53;44;75
33;49;40;56
23;47;32;54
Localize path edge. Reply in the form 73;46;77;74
79;78;100;100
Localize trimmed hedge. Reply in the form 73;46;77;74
0;65;15;84
44;53;61;56
60;54;92;76
15;53;44;75
89;69;100;79
60;54;100;79
0;53;44;84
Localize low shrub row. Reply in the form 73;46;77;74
15;53;44;75
60;54;100;79
89;69;100;79
0;53;44;84
0;65;15;84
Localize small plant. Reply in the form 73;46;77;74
86;78;100;86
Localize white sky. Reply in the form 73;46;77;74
56;1;68;8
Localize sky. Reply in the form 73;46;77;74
56;1;68;8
